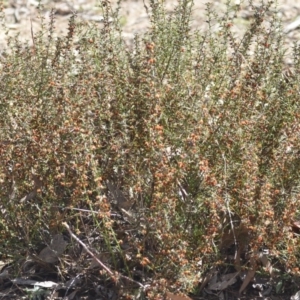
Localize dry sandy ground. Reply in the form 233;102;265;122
1;0;300;64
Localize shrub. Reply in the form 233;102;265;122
0;0;300;298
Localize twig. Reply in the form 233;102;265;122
30;17;36;56
62;222;145;288
284;16;300;33
214;139;238;260
221;152;238;259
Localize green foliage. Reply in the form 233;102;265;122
0;0;300;297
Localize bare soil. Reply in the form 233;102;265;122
1;0;300;65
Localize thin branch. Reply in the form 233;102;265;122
30;17;36;56
62;222;145;288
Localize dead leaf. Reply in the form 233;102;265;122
291;290;300;300
218;291;225;300
239;256;258;294
239;269;256;294
221;272;239;282
207;272;218;289
208;272;239;291
165;292;192;300
199;267;217;292
38;234;68;263
66;290;78;300
259;253;274;277
0;269;9;280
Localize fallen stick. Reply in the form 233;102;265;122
62;222;145;288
